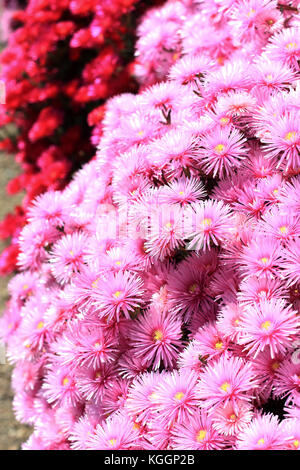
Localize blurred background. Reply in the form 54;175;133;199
0;0;31;450
0;153;31;449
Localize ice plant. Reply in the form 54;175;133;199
0;0;300;451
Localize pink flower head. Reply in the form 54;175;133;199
198;126;247;178
185;199;235;251
150;369;199;428
238;299;300;358
236;413;287;450
212;400;254;437
171;411;225;450
129;305;183;370
196;353;258;411
91;271;144;322
87;412;140;450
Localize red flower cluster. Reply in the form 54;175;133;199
0;0;162;275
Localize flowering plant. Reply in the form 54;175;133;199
0;0;161;275
1;0;300;450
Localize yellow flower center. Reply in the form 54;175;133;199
257;438;265;446
229;413;237;421
179;191;185;196
153;329;164;342
201;218;212;228
92;278;100;288
113;290;122;299
165;222;173;230
196;430;207;442
260;257;269;265
137;130;144;137
69;250;74;256
261;320;272;331
286;42;297;50
220;382;230;392
247;8;256;16
271;361;280;371
215;144;225;154
285;131;296;141
189;283;198;293
293;440;299;449
62;377;70;387
22;284;29;290
220;117;229;125
115;260;122;266
108;438;117;447
174;391;185;401
37;321;44;330
279;225;287;234
215;341;223;350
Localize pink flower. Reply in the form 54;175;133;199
198;126;247;178
236;413;287;450
129;305;183;370
195;354;258;411
150;370;199;428
185;199;235;251
87;412;140;450
171;411;225;450
238;299;300;358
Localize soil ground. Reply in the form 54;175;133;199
0;151;32;450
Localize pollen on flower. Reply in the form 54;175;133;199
220;382;230;392
284;131;296;141
279;226;287;234
215;144;225;154
108;438;117;447
260;257;269;265
261;320;272;330
113;291;122;299
188;283;198;293
293;440;299;449
36;321;44;330
257;438;265;446
196;430;207;442
214;341;223;350
201;218;212;228
174;391;185;401
62;377;70;387
153;329;164;341
286;42;297;50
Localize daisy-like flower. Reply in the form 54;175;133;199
43;364;82;408
129;305;183;370
281;240;300;287
171;411;225;450
266;26;300;70
257;206;300;243
195;353;258;411
237;276;287;305
169;55;214;89
177;340;207;375
149;129;199;178
238;236;281;279
198;126;247;178
194;322;229;360
159;177;206;206
261;110;300;171
150;369;199;428
273;358;300;401
236;413;287;450
87;412;140;450
27;191;71;228
250;59;297;95
50;232;89;285
144;204;186;261
91;271;144;322
238;299;300;358
126;371;162;426
166;253;215;322
185;199;235;251
216;303;245;343
212;400;254;437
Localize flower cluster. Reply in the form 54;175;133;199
0;0;162;276
1;0;300;451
